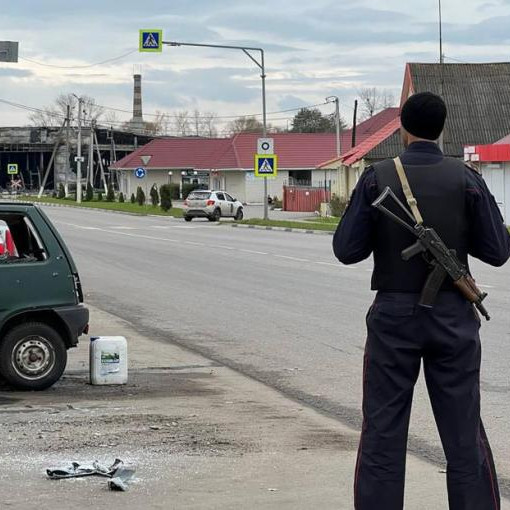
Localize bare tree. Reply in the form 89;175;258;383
29;93;104;127
358;87;396;120
227;116;264;135
173;111;191;136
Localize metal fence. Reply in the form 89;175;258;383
283;185;331;212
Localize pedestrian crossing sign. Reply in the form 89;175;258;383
7;163;18;175
254;154;278;178
139;30;163;53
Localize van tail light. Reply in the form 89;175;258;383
206;200;215;206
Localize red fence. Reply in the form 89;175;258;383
283;186;331;212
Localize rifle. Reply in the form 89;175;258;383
372;186;490;320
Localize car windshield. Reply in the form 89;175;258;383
188;192;211;200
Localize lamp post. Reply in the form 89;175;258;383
325;96;341;201
72;94;84;203
168;171;172;184
163;40;268;219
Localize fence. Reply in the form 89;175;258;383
282;185;331;212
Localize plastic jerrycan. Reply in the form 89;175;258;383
90;336;128;385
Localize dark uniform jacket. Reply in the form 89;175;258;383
333;142;510;279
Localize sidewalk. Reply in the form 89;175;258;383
0;306;501;509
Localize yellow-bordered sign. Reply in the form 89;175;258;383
254;154;278;178
139;29;163;52
7;163;18;175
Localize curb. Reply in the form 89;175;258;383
10;200;181;219
229;223;335;236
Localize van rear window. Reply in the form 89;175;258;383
188;192;211;200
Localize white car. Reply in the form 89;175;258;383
183;190;244;222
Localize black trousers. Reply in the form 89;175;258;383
354;292;500;510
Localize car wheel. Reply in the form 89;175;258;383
184;216;193;222
0;322;67;391
234;208;244;221
209;208;221;222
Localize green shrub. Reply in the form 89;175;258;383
85;182;94;202
57;183;65;199
106;183;115;202
136;186;146;206
169;183;180;200
160;184;173;212
150;184;159;207
97;191;103;201
330;194;348;217
130;193;136;204
119;192;125;203
182;183;200;200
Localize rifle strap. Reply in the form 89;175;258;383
393;157;424;225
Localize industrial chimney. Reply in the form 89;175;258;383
129;73;144;132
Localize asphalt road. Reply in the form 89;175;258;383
45;206;510;496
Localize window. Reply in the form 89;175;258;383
216;193;226;201
188;192;211;200
224;193;234;202
0;214;47;263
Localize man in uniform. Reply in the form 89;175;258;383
333;92;510;510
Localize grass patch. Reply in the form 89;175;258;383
231;218;337;231
303;216;340;225
17;196;183;217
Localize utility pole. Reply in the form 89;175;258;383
88;121;94;187
75;96;83;203
325;96;341;200
438;0;445;151
65;104;70;197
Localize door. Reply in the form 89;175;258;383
215;192;229;216
483;164;505;219
224;193;236;217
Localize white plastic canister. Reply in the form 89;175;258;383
90;336;128;385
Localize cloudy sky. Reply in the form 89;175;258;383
1;0;510;134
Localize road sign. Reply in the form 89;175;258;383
7;163;18;175
257;138;274;154
139;30;163;53
74;156;85;163
254;154;278;178
134;167;146;179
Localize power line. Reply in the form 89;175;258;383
19;49;138;69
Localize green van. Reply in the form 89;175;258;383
0;203;88;390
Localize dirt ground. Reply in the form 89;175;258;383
0;306;467;509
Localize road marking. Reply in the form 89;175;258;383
274;254;309;262
211;245;236;251
110;226;136;230
239;249;269;255
185;241;205;246
479;284;495;289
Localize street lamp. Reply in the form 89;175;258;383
72;94;84;203
163;40;269;219
325;96;342;203
168;171;173;184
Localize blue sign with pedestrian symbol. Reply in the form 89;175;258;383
254;154;278;178
134;167;146;179
139;29;163;53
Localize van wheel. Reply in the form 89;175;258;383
0;322;67;391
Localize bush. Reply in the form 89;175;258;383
136;186;146;206
85;182;94;202
57;183;65;199
182;183;200;200
169;183;180;200
97;191;103;201
130;193;136;204
119;192;125;203
106;183;115;202
160;184;173;212
150;184;159;207
271;195;282;209
330;194;348;217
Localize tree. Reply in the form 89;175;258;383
136;186;146;206
29;93;104;127
130;193;136;204
119;192;125;203
150;184;159;207
358;87;396;120
85;182;94;202
57;183;65;199
106;182;115;202
227;116;264;135
291;108;346;133
190;110;218;137
174;110;191;136
160;184;173;212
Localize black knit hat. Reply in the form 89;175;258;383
400;92;447;140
